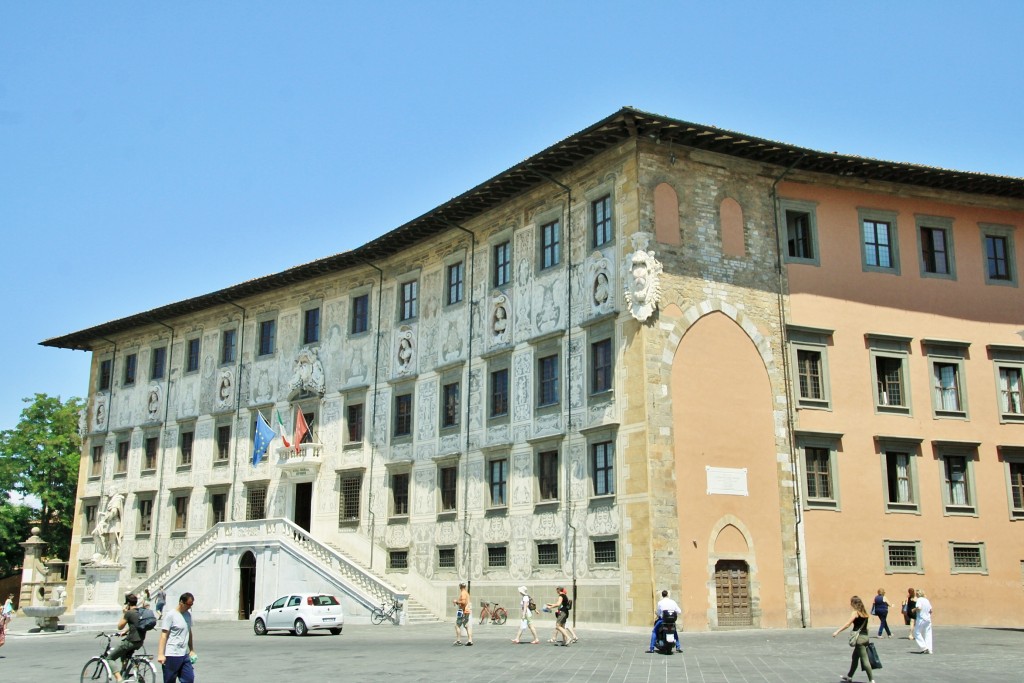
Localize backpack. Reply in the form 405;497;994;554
137;607;157;632
527;596;537;612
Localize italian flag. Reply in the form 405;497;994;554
276;409;292;448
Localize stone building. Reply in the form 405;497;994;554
44;108;1024;629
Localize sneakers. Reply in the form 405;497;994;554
645;648;655;654
465;641;473;646
840;677;853;682
452;640;462;645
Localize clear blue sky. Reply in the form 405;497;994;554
2;1;1022;431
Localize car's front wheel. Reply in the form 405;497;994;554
253;618;267;636
294;618;308;636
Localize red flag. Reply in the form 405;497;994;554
293;409;309;448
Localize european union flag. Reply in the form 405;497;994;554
252;413;276;466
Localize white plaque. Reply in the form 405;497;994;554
705;466;749;496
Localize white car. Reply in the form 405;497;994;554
253;593;344;636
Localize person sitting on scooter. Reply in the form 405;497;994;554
647;590;683;653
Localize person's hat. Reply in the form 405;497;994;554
518;586;528;595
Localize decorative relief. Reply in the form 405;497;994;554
486;424;509;445
588;251;615;317
436;520;457;546
534;279;562;334
482;514;510;543
623;231;663;322
415;443;436;462
322;322;344;388
344;340;370;387
395;326;416;378
490;292;511;347
439;433;461;454
253;367;273;404
441;318;464;364
414;469;433;515
512;352;531;423
215;369;234;411
532;412;561;438
513;425;529;444
467;461;483;509
385;524;409;549
535;511;559;539
390;442;413;463
146;384;162;422
586;503;619;535
416;381;436;442
514;257;532;338
467;370;482;431
288;347;325;395
570;443;586;501
512;451;531;505
568;339;584;410
93;395;108;432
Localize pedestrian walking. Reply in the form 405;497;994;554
832;595;876;683
903;586;917;639
451;582;473;646
141;588;152;610
913;588;933;654
0;592;13;648
511;586;540;644
872;588;891;638
545;586;572;646
158;592;196;683
155;586;167;619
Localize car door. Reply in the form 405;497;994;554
282;595;303;628
266;596;289;629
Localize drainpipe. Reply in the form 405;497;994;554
222;299;247;522
144;319;174;570
362;260;384;571
445;221;476;587
770;153;808;627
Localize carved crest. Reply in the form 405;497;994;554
622;232;663;322
288;347;326;395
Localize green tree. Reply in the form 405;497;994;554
0;394;83;564
0;502;35;576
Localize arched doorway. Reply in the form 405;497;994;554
238;551;256;620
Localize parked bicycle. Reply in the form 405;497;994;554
80;631;158;683
370;598;402;625
478;600;508;625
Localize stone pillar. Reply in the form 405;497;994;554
18;526;47;613
74;565;125;625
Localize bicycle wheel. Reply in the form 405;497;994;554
494;607;508;625
371;608;386;625
80;657;112;683
132;657;158;683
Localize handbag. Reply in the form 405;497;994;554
849;629;869;647
865;642;883;670
870;604;876;615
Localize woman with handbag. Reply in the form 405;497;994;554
873;588;891;638
832;595;876;683
903;587;917;639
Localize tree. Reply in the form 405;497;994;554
0;394;83;565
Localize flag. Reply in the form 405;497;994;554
293;409;310;448
252;413;276;466
276;409;292;448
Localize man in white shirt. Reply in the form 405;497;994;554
647;590;683;653
158;592;196;682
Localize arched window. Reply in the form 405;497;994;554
720;197;745;257
654;183;681;245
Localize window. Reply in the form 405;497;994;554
99;359;112;391
83;501;98;535
538;354;559;407
441;382;460;428
210;492;227;526
917;216;955;278
488;458;508;507
439;465;458;512
394;393;412;437
143;436;158;471
221;329;237;364
876;357;906;409
490;368;509;418
338;471;362;524
949;542;987;574
388;550;408;570
868;334;912;415
981;224;1016;286
151;347;166;380
493;241;511;287
115;439;129;474
487;545;507;568
538;450;559;501
303;307;321;345
351;294;369;334
257;319;276;356
593;539;618;564
591;338;613;395
215;424;231;461
537;542;559;566
859;209;900;274
804;447;832;503
185;338;201;373
391;472;410;516
179;428;194;467
785;208;815;262
137;497;153;533
438;547;456;569
173;493;190;532
540;220;561;269
246;485;267;520
591;441;615;496
123;353;137;386
882;447;920;513
90;445;103;477
1005;455;1024;520
447;262;464;305
998;366;1023;420
134;559;148;576
592;195;613;247
399;280;418;321
884;540;923;573
347;402;365;443
796;349;825;406
926;341;968;418
940;451;977;515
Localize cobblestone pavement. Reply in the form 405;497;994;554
2;617;1021;682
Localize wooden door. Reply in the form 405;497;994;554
714;559;752;626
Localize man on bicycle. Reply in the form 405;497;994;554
107;593;146;681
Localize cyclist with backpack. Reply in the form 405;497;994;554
107;593;155;681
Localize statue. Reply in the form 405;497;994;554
92;493;125;565
623;232;663;322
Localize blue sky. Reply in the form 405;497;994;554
2;1;1022;430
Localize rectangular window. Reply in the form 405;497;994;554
884;451;917;511
949;542;986;574
540;220;561;269
796;349;823;402
932;361;964;414
538;450;559;501
438;547;456;569
143;436;158;471
388;550;408;570
487;545;508;568
347;403;364;443
123;353;137;386
786;209;815;260
351;294;369;334
90;445;103;477
221;329;237;364
440;465;458;512
394;393;412;437
488;458;508;507
186;338;201;373
303;307;321;345
99;359;112;391
788;327;834;408
447;262;464;305
211;492;227;525
862;219;895;270
493;241;511;287
137;497;153;533
804;447;832;502
981;224;1017;286
942;454;975;513
999;366;1024;419
179;429;194;467
83;502;97;535
872;350;910;414
339;471;362;524
116;439;129;474
151;347;166;380
490;368;509;418
884;541;922;573
134;559;148;575
1007;460;1024;518
400;280;418;321
538;354;559;407
537;542;559;566
592;441;615;496
920;226;951;275
591;338;613;394
391;472;410;516
592;195;612;247
173;494;190;531
258;319;276;356
593;539;617;564
246;486;267;520
215;425;231;461
442;382;460;428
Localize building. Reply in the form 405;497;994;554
44;108;1024;629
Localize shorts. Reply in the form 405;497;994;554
456;611;469;627
556;611;568;626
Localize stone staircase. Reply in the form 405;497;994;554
325;542;442;624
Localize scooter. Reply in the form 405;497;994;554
654;610;680;654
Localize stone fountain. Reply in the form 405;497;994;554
18;527;69;632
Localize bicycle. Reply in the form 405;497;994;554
370;598;402;625
81;632;158;683
478;600;508;625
